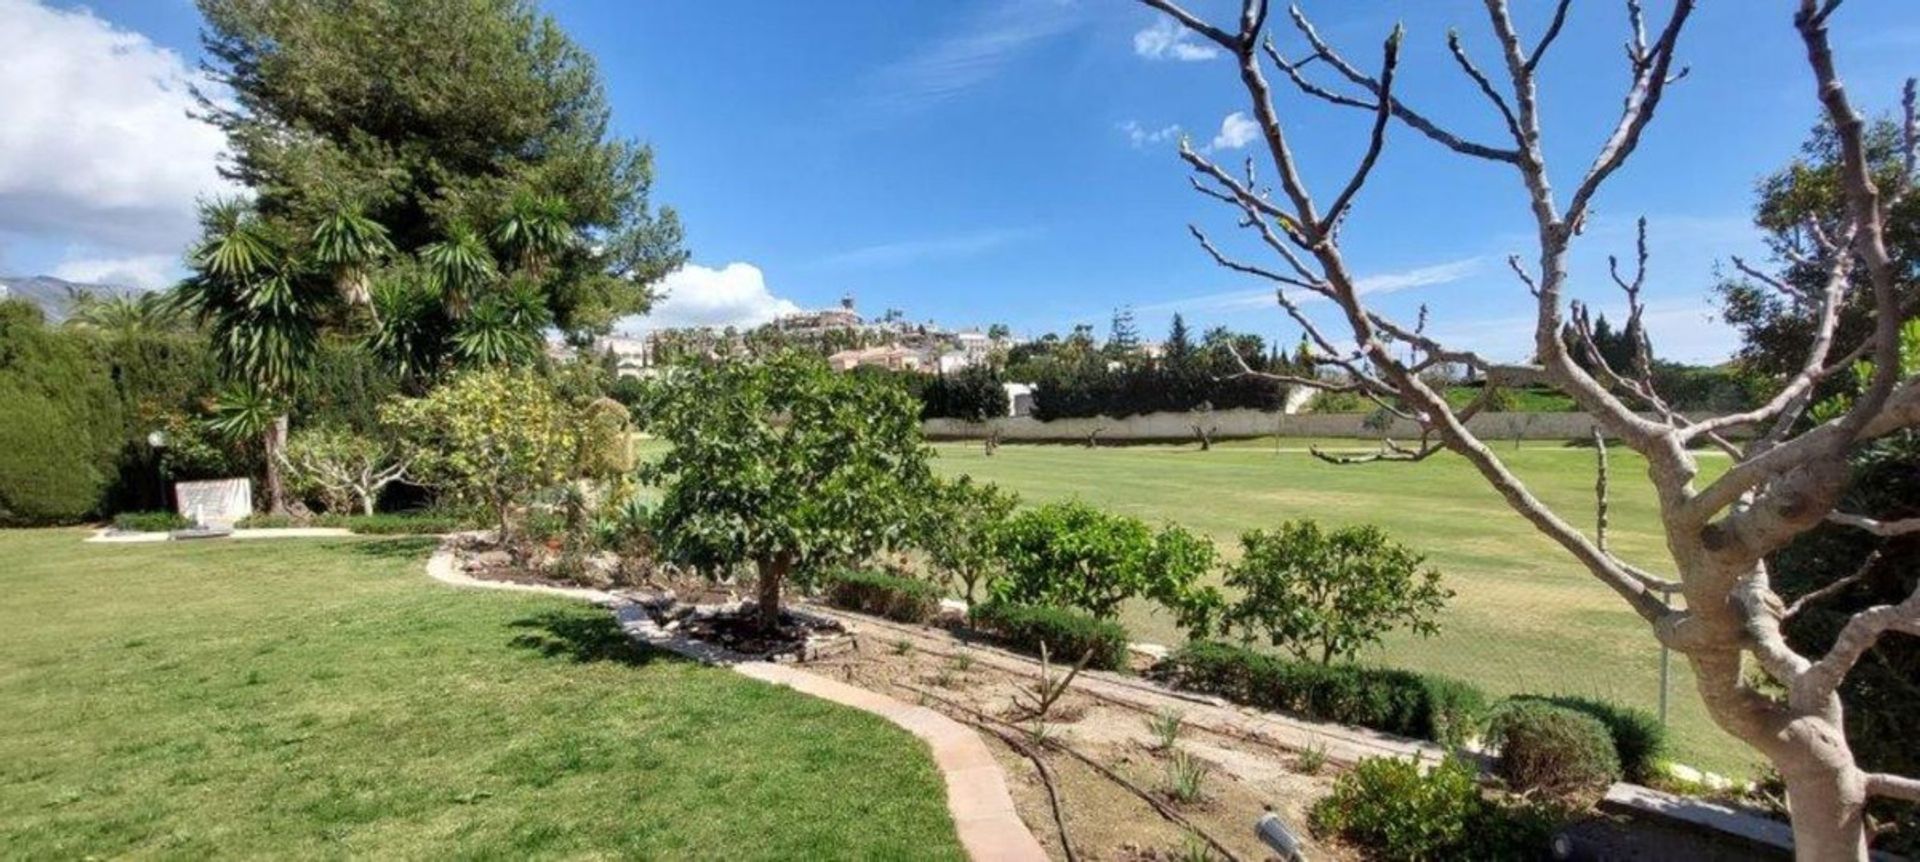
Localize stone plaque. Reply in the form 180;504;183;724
174;478;253;527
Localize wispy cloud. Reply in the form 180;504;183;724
816;227;1042;269
1424;296;1736;365
1132;17;1219;61
1119;120;1182;148
857;1;1082;116
1133;256;1485;315
1206;112;1258;151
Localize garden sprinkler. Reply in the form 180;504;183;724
1254;808;1306;862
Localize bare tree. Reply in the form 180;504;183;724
1140;0;1917;857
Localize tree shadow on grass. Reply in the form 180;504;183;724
507;610;673;667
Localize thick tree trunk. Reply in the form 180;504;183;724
1687;627;1871;860
755;554;790;632
263;415;290;515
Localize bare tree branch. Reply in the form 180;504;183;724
1828;512;1920;537
1523;0;1574;73
1783;550;1880;621
1796;579;1920;703
1868;773;1920;803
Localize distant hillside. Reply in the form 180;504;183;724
0;276;140;323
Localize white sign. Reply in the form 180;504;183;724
174;479;253;527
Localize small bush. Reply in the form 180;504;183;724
973;601;1130;671
1311;755;1486;860
1311;755;1566;861
1488;700;1622;794
1507;694;1666;783
111;510;191;532
1155;641;1484;745
824;569;942;624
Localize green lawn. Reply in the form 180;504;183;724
926;438;1755;776
0;529;962;860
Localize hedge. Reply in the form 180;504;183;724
112;510;191;532
972;601;1130;671
1487;700;1622;793
823;569;943;624
0;303;123;524
235;512;466;534
1155;641;1486;746
1506;694;1666;783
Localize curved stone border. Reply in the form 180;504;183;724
424;539;1046;862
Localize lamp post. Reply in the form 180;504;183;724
146;430;169;512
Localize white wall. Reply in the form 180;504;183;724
924;408;1750;442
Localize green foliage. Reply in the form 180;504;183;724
643;352;935;593
1487;700;1622;794
823;569;943;624
111;511;192;533
236;511;467;534
196;0;687;342
918;476;1018;606
919;365;1009;421
1310;755;1554;861
990;501;1218;625
0;301;123;524
1507;694;1667;783
972;602;1131;671
1163;748;1210;804
1215;520;1451;664
1156;641;1485;745
382;368;580;538
1145;707;1184;751
281;424;409;515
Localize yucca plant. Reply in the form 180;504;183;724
492;192;571;277
1146;707;1185;751
1165;748;1210;805
310;204;394;312
419;224;497;318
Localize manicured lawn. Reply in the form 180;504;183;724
926;438;1754;776
0;529;962;860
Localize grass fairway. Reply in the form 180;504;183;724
930;438;1754;776
0;529;961;860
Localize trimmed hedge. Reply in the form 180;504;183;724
235;512;466;534
823;569;942;624
1507;694;1666;783
972;601;1130;671
1155;641;1485;746
112;510;191;532
1487;700;1621;794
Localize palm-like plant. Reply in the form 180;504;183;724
64;289;185;337
419;224;497;318
452;276;550;366
491;192;571;277
310;203;395;312
369;268;449;383
177;199;325;514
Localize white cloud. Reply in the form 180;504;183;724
1207;112;1259;151
1119;120;1183;148
1354;258;1485;296
816;227;1040;269
615;263;801;334
0;0;234;258
860;0;1082;114
51;254;181;290
1132;17;1219;61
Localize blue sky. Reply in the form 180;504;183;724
4;0;1916;362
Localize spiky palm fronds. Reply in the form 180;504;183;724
419;225;497;318
491;192;572;277
310;204;395;309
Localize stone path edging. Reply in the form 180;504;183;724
423;539;1045;862
85;526;355;544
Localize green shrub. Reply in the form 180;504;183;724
1155;641;1485;745
1508;694;1666;783
973;602;1130;671
1311;756;1485;860
235;511;465;534
0;303;124;524
1310;755;1560;861
112;510;191;532
989;501;1218;630
824;569;942;624
1487;700;1621;794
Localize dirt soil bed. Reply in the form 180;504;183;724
803;611;1358;861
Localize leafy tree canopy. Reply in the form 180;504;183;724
196;0;687;343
